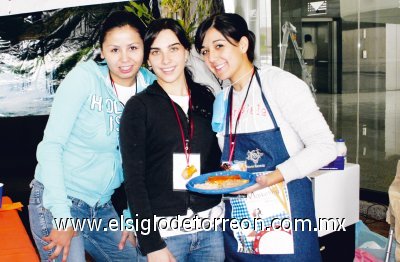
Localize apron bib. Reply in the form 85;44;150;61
221;71;321;261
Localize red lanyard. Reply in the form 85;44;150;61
109;71;137;102
228;68;255;163
169;87;194;167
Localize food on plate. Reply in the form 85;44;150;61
194;174;249;190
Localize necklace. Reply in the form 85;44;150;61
213;74;224;90
230;67;255;87
169;84;197;179
109;71;137;104
215;67;254;90
226;67;255;168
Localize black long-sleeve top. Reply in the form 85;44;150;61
119;81;222;255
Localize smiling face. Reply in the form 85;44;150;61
101;25;144;86
147;29;188;89
200;27;251;84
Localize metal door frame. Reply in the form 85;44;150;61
301;17;338;94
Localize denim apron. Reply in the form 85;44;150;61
222;71;321;261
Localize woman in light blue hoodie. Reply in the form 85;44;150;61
28;11;156;262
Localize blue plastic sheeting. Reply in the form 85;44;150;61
355;221;396;261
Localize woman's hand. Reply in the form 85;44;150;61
147;247;176;262
42;227;76;262
118;231;137;250
233;169;284;194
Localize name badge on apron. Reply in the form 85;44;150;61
172;153;201;191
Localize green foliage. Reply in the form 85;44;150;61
160;0;181;14
125;1;155;26
125;0;213;42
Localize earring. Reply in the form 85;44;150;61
148;65;152;70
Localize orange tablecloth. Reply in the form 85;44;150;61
0;196;39;262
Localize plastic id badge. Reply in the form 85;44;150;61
172;153;200;191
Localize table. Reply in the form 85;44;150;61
309;163;360;237
0;196;39;262
309;163;360;261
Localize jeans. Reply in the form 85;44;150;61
137;228;224;262
28;179;137;261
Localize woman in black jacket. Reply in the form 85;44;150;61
120;18;224;262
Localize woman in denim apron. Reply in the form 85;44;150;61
195;13;336;261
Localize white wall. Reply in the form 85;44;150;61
0;0;126;16
385;24;400;156
385;90;400;156
386;24;400;91
340;0;399;19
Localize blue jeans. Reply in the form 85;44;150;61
28;179;137;261
137;228;224;262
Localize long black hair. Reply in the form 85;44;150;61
144;18;195;84
195;13;256;62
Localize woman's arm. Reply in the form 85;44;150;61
120;97;166;256
36;65;92;260
271;70;336;183
236;70;335;194
37;65;92;224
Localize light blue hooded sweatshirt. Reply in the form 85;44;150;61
34;60;156;224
